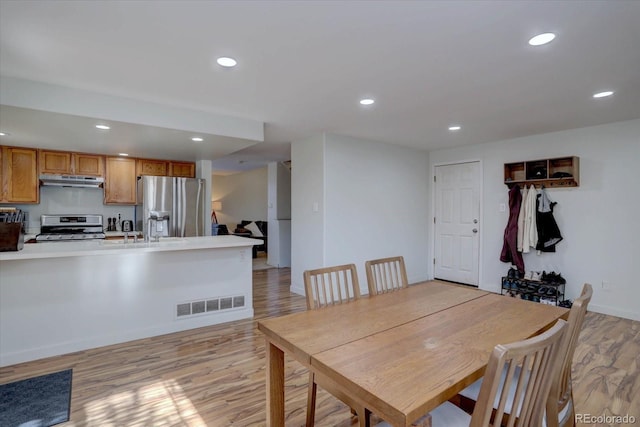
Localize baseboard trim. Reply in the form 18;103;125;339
588;303;639;322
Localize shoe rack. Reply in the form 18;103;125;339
501;276;566;306
504;156;579;188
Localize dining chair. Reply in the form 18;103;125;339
545;283;592;427
304;263;361;309
375;318;568;427
303;263;362;425
454;283;592;427
365;256;409;295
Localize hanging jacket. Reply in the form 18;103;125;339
500;185;525;273
536;188;563;252
517;185;528;252
522;184;538;253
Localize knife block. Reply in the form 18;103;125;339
0;222;24;251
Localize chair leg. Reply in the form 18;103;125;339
565;392;576;427
306;372;317;426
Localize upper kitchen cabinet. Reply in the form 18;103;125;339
1;146;39;204
137;158;168;176
169;161;195;178
39;150;71;175
39;150;104;176
73;153;104;176
136;158;195;177
104;157;137;205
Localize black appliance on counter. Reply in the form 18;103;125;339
36;214;106;242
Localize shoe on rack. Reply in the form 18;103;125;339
543;271;566;284
507;268;517;279
538;286;548;295
546;287;557;296
531;271;542;281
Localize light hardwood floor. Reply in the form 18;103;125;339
1;268;638;426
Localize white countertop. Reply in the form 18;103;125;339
0;235;263;261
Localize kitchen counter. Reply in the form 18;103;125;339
0;235;262;261
0;235;262;366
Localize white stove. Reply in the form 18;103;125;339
36;214;106;242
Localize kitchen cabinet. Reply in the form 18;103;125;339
0;146;39;204
39;150;72;174
169;161;196;178
137;159;195;177
73;153;104;176
39;150;104;176
104;157;137;204
504;156;579;188
137;158;168;176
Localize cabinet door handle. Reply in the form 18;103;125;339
472;228;478;233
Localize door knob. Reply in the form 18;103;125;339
473;228;478;233
473;219;478;224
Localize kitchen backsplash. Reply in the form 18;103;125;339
12;186;135;234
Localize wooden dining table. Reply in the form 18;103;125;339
257;280;568;427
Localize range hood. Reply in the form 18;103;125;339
39;174;104;188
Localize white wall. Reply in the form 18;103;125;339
291;133;430;295
291;134;325;293
211;167;268;231
267;162;291;220
429;119;640;320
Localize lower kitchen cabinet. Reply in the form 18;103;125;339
104;156;137;204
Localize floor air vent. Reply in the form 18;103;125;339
177;295;246;318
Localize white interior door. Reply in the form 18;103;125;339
434;162;480;286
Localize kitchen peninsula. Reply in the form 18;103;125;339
0;235;262;367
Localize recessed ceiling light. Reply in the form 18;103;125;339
448;125;462;131
593;91;614;98
118;153;129;157
191;137;204;142
0;132;8;136
360;98;375;106
528;33;556;46
216;57;237;68
95;124;110;130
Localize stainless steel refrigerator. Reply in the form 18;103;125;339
135;176;206;237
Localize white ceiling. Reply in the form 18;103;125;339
1;1;639;173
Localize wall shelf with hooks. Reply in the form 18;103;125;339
504;156;579;188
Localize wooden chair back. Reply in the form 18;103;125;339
546;283;593;427
303;263;363;425
304;264;361;310
365;256;408;296
471;319;568;427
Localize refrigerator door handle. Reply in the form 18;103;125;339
176;178;187;237
195;179;203;236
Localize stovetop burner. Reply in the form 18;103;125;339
36;214;106;242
